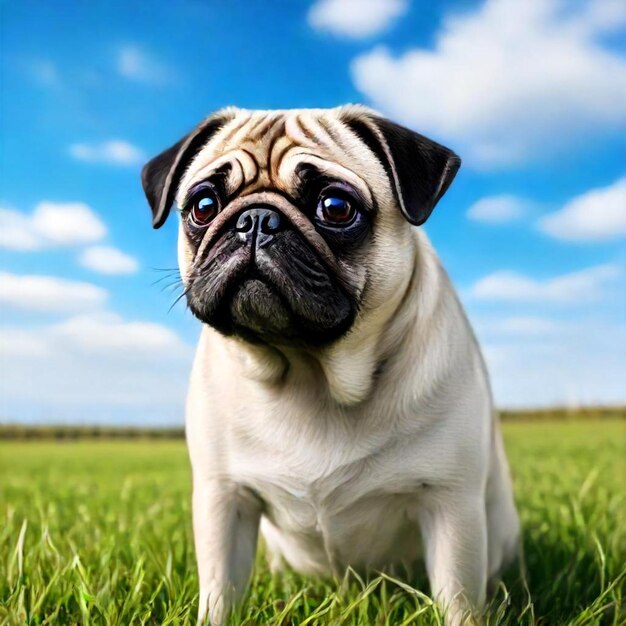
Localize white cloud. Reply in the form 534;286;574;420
0;313;193;424
475;319;626;408
50;313;186;355
69;140;145;166
0;202;107;251
0;272;107;313
579;0;626;32
308;0;407;38
474;315;563;336
469;263;621;304
467;195;527;223
79;245;139;275
0;328;50;357
117;45;171;84
0;207;41;250
351;0;626;167
538;176;626;242
32;202;107;245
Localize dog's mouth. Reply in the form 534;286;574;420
185;225;356;346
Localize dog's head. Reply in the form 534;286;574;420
142;106;460;347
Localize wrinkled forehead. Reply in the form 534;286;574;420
176;109;387;207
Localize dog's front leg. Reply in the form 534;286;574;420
193;477;261;626
419;494;488;626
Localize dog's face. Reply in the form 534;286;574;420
142;106;460;347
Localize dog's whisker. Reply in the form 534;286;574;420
168;282;193;313
152;274;182;287
158;279;185;293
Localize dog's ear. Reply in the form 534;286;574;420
341;109;461;226
141;110;235;229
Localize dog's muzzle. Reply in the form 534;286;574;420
184;191;357;345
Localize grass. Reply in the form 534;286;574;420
1;420;624;625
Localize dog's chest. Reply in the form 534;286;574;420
231;432;427;573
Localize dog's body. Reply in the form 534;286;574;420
142;107;520;625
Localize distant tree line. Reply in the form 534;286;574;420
0;424;185;440
498;406;626;421
0;406;624;440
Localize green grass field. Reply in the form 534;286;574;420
1;420;624;625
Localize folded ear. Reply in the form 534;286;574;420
141;110;235;229
341;109;461;226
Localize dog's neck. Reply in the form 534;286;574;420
225;231;450;406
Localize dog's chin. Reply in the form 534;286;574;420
229;278;293;343
190;274;355;346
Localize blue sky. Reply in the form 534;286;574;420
1;0;625;424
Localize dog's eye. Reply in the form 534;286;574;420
188;189;220;227
316;194;356;226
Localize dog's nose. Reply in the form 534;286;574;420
235;207;284;248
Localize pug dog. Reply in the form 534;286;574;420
141;106;520;626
